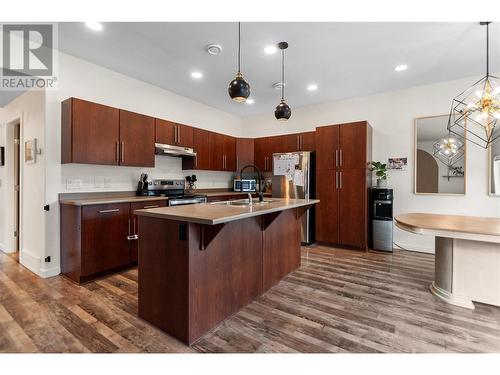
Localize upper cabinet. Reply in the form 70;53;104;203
155;119;194;148
315;125;339;170
183;130;236;172
119;110;155;167
254;136;283;172
236;138;254;172
62;98;155;167
183;128;210;170
62;98;120;165
281;132;316;153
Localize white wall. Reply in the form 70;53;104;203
242;76;500;253
41;52;242;277
0;90;47;275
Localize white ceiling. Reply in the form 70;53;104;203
2;22;499;116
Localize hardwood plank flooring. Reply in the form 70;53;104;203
1;245;500;353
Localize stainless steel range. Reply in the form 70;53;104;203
138;178;207;206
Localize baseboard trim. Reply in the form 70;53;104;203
0;242;14;253
393;242;434;254
430;281;474;309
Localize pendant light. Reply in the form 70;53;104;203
433;131;465;167
228;22;250;102
275;42;291;121
448;22;500;148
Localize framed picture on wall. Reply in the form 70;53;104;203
388;157;408;170
0;146;4;166
25;138;37;164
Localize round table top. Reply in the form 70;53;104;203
395;213;500;242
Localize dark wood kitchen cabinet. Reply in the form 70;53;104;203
130;200;167;263
155;119;194;148
315;121;372;250
281;131;316;153
62;97;120;165
223;135;236;171
183;128;210;170
62;98;155;167
209;132;224;170
236;138;254;172
119;110;155;167
61;199;168;283
254;136;283;172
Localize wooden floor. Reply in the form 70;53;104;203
1;246;500;353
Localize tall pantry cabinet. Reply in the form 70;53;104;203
315;121;372;250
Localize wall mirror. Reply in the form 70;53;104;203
489;136;500;196
414;115;466;195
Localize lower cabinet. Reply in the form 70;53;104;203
61;199;166;283
130;200;167;262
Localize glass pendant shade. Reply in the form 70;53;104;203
447;22;500;148
228;72;250;102
433;133;465;166
275;100;292;121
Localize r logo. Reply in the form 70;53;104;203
2;24;53;76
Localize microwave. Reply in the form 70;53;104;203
234;179;257;192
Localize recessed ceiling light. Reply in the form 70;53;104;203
307;84;318;91
264;45;278;55
85;22;103;31
394;64;408;72
246;98;255;104
191;71;203;79
206;44;222;55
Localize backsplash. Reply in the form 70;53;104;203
60;155;234;192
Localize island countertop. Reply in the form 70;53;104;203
134;198;319;225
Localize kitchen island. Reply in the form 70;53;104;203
134;198;319;345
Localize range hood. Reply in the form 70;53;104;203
155;143;197;157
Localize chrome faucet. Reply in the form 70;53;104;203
240;164;264;202
247;193;253;205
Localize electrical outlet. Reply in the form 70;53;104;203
66;179;82;190
103;178;112;188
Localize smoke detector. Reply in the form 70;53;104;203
272;82;285;90
206;44;222;55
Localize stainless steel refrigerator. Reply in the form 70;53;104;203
272;151;315;245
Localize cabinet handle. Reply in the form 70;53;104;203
299;135;302;150
133;217;137;236
340;149;343;166
177;126;181;144
339;171;343;189
195;155;198;168
127;218;138;240
120;142;124;163
98;209;119;214
335;171;338;189
335;149;339;167
115;141;119;163
296;135;300;150
143;205;159;209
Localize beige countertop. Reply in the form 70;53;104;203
59;190;270;206
395;213;500;243
134;198;319;225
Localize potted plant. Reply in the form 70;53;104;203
369;161;389;187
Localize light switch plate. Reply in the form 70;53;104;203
66;179;82;190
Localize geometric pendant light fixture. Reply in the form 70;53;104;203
447;22;500;149
228;22;251;102
274;41;292;121
433;131;465;167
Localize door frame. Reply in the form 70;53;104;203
2;115;24;257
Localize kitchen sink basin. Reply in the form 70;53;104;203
211;199;274;207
